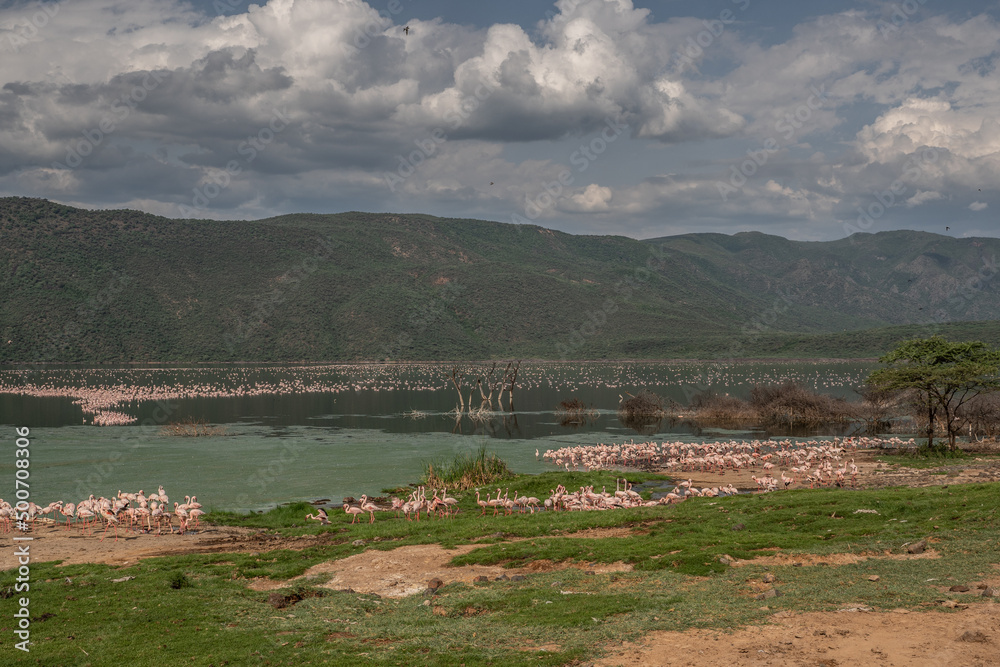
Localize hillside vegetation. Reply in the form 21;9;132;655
2;197;998;362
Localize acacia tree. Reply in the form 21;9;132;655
868;336;1000;450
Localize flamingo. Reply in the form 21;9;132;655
305;508;330;525
343;503;365;524
475;490;489;516
99;510;120;542
359;495;377;523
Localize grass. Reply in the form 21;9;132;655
423;444;515;491
4;472;999;666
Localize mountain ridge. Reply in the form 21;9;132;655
1;197;998;363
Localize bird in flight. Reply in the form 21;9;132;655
946;226;950;231
490;182;494;185
403;26;409;35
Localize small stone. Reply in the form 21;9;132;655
495;574;509;582
792;562;803;567
718;554;736;565
731;523;745;531
550;581;562;588
755;589;779;601
427;578;444;590
958;631;989;643
906;539;927;555
510;575;526;582
868;575;880;582
352;539;366;547
762;573;776;584
472;576;488;584
421;599;431;606
949;585;970;592
111;576;135;583
981;587;998;598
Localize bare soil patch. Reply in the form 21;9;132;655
596;603;1000;667
0;521;326;569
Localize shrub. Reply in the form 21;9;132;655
423;445;513;491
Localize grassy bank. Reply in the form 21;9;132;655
4;471;999;666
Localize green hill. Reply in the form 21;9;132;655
1;197;998;362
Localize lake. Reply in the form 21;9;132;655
0;361;875;511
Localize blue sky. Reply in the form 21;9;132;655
1;0;997;240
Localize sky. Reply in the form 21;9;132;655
0;0;998;241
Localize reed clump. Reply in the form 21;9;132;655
161;417;227;437
423;445;513;491
750;381;854;426
556;398;598;425
686;382;854;427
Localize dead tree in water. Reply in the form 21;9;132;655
499;361;520;412
448;368;465;413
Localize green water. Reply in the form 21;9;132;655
0;361;875;510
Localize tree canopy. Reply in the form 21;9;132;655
868;336;1000;449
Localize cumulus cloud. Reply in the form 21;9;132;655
0;0;998;240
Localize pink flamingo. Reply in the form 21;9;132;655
343;503;365;524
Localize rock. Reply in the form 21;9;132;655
268;592;288;609
906;539;928;554
352;539;366;547
421;599;431;606
982;587;998;598
958;631;989;643
762;573;776;584
755;589;779;601
494;574;509;582
585;571;596;575
510;575;526;582
868;575;880;582
731;523;745;531
427;578;444;590
949;585;970;592
472;576;488;584
718;554;736;565
550;581;562;588
111;576;135;583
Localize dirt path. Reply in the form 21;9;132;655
595;604;1000;667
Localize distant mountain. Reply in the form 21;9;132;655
2;197;998;363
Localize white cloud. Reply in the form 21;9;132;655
969;201;988;211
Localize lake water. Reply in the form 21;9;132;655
0;361;875;511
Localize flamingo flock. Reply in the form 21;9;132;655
543;437;913;491
1;486;204;541
0;361;871;426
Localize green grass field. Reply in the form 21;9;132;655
4;469;998;666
